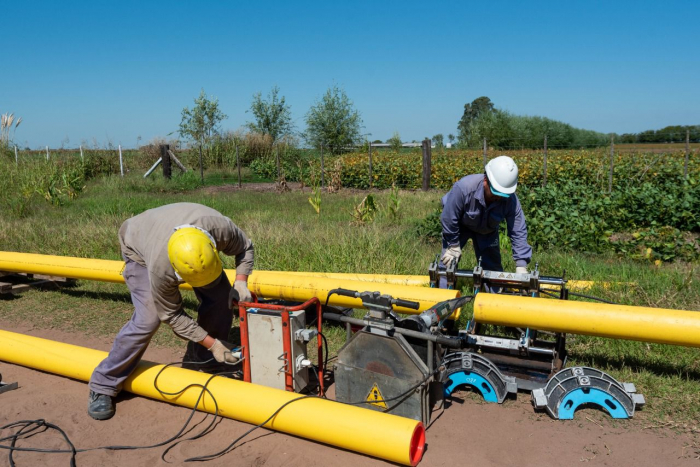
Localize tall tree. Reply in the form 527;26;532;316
179;89;227;143
246;86;294;143
457;96;495;142
447;134;455;145
304;85;363;154
432;133;444;148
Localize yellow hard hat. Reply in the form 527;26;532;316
167;225;222;287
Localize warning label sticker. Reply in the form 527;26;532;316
366;383;388;409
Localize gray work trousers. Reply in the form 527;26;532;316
89;257;233;397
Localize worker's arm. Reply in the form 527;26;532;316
205;217;255;276
151;275;208;343
505;194;532;268
440;183;467;248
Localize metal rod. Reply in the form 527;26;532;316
323;313;463;348
434;269;566;286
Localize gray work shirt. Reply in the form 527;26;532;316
119;203;255;342
441;174;532;267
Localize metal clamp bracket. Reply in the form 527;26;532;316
531;367;645;420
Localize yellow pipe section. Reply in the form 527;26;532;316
0;329;425;465
473;293;700;348
247;272;460;315
266;271;428;286
0;251;459;315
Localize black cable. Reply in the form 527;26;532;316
186;369;436;463
538;288;615;304
318;331;329;383
0;359;239;466
568;291;616;304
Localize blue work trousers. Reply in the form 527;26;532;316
88;257;233;397
439;229;502;289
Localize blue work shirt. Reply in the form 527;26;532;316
440;174;532;267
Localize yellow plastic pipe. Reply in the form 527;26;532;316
247;272;460;315
0;251;459;315
266;270;429;286
473;293;700;348
0;329;425;465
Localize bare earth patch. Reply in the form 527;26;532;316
0;320;698;466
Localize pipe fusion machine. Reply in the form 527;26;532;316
236;258;645;426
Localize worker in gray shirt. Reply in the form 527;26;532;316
88;202;254;420
439;155;532;288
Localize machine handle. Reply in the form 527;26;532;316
333;288;359;298
394;298;420;310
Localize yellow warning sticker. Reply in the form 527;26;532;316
366;383;388;409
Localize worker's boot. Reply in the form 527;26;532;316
88;390;115;420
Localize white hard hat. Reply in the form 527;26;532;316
485;155;518;195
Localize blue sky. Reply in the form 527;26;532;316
2;0;699;148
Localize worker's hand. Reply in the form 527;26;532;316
228;280;252;308
441;245;462;267
208;339;239;365
515;266;528;274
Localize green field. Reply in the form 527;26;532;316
0;165;699;424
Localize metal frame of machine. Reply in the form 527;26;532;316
427;257;645;420
237;297;325;396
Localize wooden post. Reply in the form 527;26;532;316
482;138;487;167
320;143;325;188
608;135;614;193
46;146;49;161
422;139;432;191
118;144;124;177
685;129;690;179
14;145;18;165
199;140;204;183
79;145;83;162
276;145;281;179
368;141;373;188
161;144;171;179
236;141;241;188
543;134;548;187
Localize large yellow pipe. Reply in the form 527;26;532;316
266;270;428;286
473;293;700;347
247;272;459;314
0;251;459;315
0;329;425;465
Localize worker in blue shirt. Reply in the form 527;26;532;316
439;155;532;288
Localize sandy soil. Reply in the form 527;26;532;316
0;320;698;467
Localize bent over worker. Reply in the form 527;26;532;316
439;155;532;288
88;202;254;420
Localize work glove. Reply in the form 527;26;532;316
208;339;239;365
515;266;528;274
228;280;252;308
441;245;462;267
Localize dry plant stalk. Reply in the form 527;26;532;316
326;159;342;193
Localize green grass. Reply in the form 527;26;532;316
0;171;699;424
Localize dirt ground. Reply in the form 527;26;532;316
1;320;698;467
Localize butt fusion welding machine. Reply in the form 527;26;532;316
234;258;645;425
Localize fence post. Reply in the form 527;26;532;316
422;139;432;191
161;144;171;179
276;145;281;179
118;144;124;177
543;134;548;187
14;145;18;165
608;135;614;193
236;141;241;188
482;138;487;167
320;143;325;189
46;146;49;161
368;141;373;188
80;145;83;162
685;129;690;179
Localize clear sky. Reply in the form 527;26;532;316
3;0;699;148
